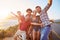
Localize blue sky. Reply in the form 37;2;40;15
0;0;60;20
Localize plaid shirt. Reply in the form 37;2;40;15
40;4;51;26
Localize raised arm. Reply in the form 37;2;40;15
48;0;52;5
11;12;18;17
49;20;54;23
43;0;52;12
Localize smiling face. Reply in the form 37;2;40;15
35;6;41;13
17;11;21;16
26;8;32;15
27;11;32;15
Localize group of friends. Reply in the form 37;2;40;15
11;0;52;40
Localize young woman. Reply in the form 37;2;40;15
30;10;42;40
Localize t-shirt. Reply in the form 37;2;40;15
31;15;41;27
19;15;31;31
20;21;31;31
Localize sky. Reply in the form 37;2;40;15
0;0;60;20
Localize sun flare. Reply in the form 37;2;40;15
0;9;9;19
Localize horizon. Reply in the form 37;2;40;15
0;0;60;20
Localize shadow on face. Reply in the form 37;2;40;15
35;6;41;13
26;8;32;15
27;11;32;14
17;11;21;15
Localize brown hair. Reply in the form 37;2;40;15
35;6;41;9
26;8;32;12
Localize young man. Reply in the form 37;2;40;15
25;8;33;40
35;0;52;40
11;11;31;40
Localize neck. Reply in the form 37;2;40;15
27;14;31;17
28;14;31;16
38;11;41;13
38;10;41;13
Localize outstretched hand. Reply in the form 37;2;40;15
11;12;18;17
48;0;52;5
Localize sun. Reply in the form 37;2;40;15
0;9;9;19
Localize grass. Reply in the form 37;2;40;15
0;25;18;39
55;22;60;24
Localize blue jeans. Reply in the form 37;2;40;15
40;25;51;40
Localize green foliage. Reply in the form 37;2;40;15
55;22;60;24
